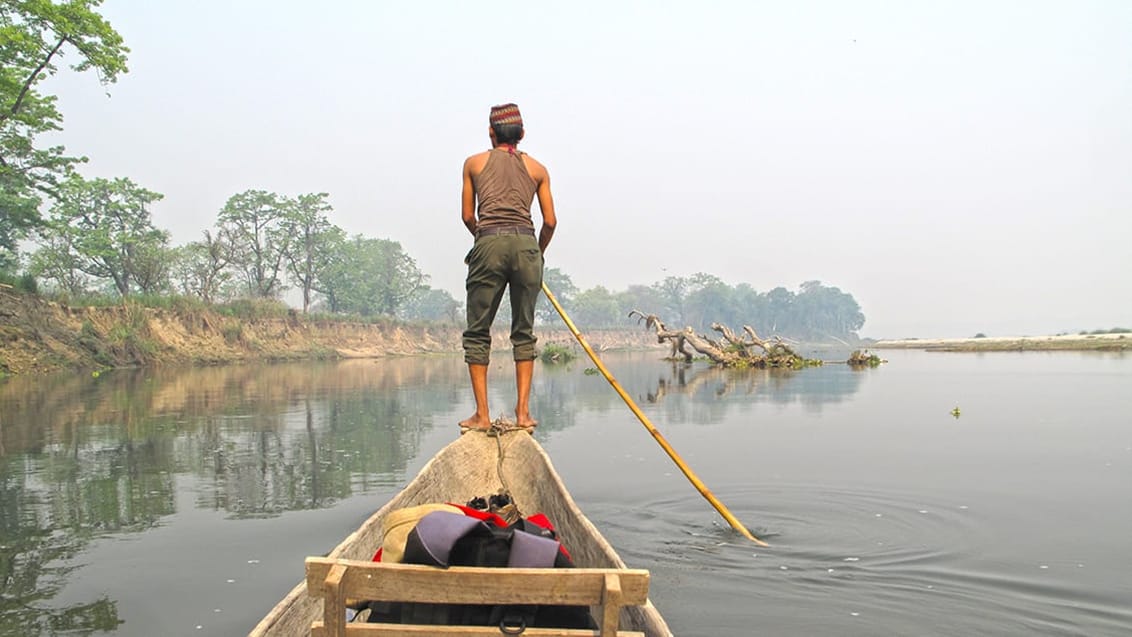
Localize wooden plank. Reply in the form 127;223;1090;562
306;558;650;606
324;563;347;637
315;624;644;636
600;573;622;636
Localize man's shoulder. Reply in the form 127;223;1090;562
464;150;491;174
520;153;548;180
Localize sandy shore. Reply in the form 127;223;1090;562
873;333;1129;351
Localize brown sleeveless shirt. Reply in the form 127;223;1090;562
472;148;537;232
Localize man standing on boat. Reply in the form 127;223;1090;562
459;103;557;433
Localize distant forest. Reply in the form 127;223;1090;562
0;2;864;344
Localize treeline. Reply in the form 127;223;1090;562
6;172;866;340
15;177;453;321
0;2;866;343
541;272;864;341
5;172;867;340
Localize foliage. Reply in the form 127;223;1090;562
217;189;291;298
535;267;577;325
538;342;577;364
0;0;128;266
565;285;621;327
313;234;426;317
213;297;291;320
170;229;232;304
561;277;866;342
400;286;462;324
1080;327;1131;335
280;192;341;312
33;175;168;296
847;349;883;367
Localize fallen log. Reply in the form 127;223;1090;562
629;311;819;369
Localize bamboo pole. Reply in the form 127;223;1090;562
541;282;769;546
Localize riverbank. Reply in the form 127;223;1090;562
873;333;1129;352
0;289;660;376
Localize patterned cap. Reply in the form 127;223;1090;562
489;103;523;127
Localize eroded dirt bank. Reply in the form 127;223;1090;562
0;290;660;376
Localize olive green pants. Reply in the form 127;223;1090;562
462;234;543;365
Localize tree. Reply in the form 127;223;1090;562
217;190;291;298
651;275;690;326
569;285;622;327
280;193;340;313
683;272;731;330
793;280;863;342
0;0;129;269
613;285;658;327
27;231;88;295
313;235;426;317
763;286;795;333
40;175;167;296
536;267;577;325
401;286;462;324
171;229;232;303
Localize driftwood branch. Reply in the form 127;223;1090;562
631;310;813;368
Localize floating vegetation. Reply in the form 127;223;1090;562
538;343;577;364
847;350;884;367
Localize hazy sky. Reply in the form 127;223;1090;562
44;0;1131;338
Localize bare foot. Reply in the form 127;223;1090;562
515;413;538;430
459;414;492;433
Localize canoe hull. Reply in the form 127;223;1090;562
249;431;671;636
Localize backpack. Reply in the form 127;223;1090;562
365;508;597;631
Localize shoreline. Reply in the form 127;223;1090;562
872;333;1129;352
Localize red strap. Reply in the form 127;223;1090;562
525;513;554;532
449;503;509;528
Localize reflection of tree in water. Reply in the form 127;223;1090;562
0;431;173;634
0;357;468;632
641;361;866;421
190;392;434;518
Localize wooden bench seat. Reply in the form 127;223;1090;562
306;557;651;636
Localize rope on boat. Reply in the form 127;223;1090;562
486;417;528;523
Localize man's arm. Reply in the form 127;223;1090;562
531;161;557;253
461;157;477;236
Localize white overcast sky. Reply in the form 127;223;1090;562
44;0;1131;338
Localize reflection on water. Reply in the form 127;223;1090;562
5;350;1127;636
0;357;468;635
641;360;865;411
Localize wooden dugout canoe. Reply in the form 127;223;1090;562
249;429;672;636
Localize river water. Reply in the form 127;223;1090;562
1;349;1129;636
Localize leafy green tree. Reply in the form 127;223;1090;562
27;231;88;295
0;0;128;269
683;272;731;330
401;286;462;324
763;286;795;333
536;267;576;325
280;193;341;313
217;190;291;298
651;275;691;325
793;280;864;341
39;175;167;296
314;235;426;317
171;230;232;303
568;285;622;327
730;283;765;329
616;284;659;327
